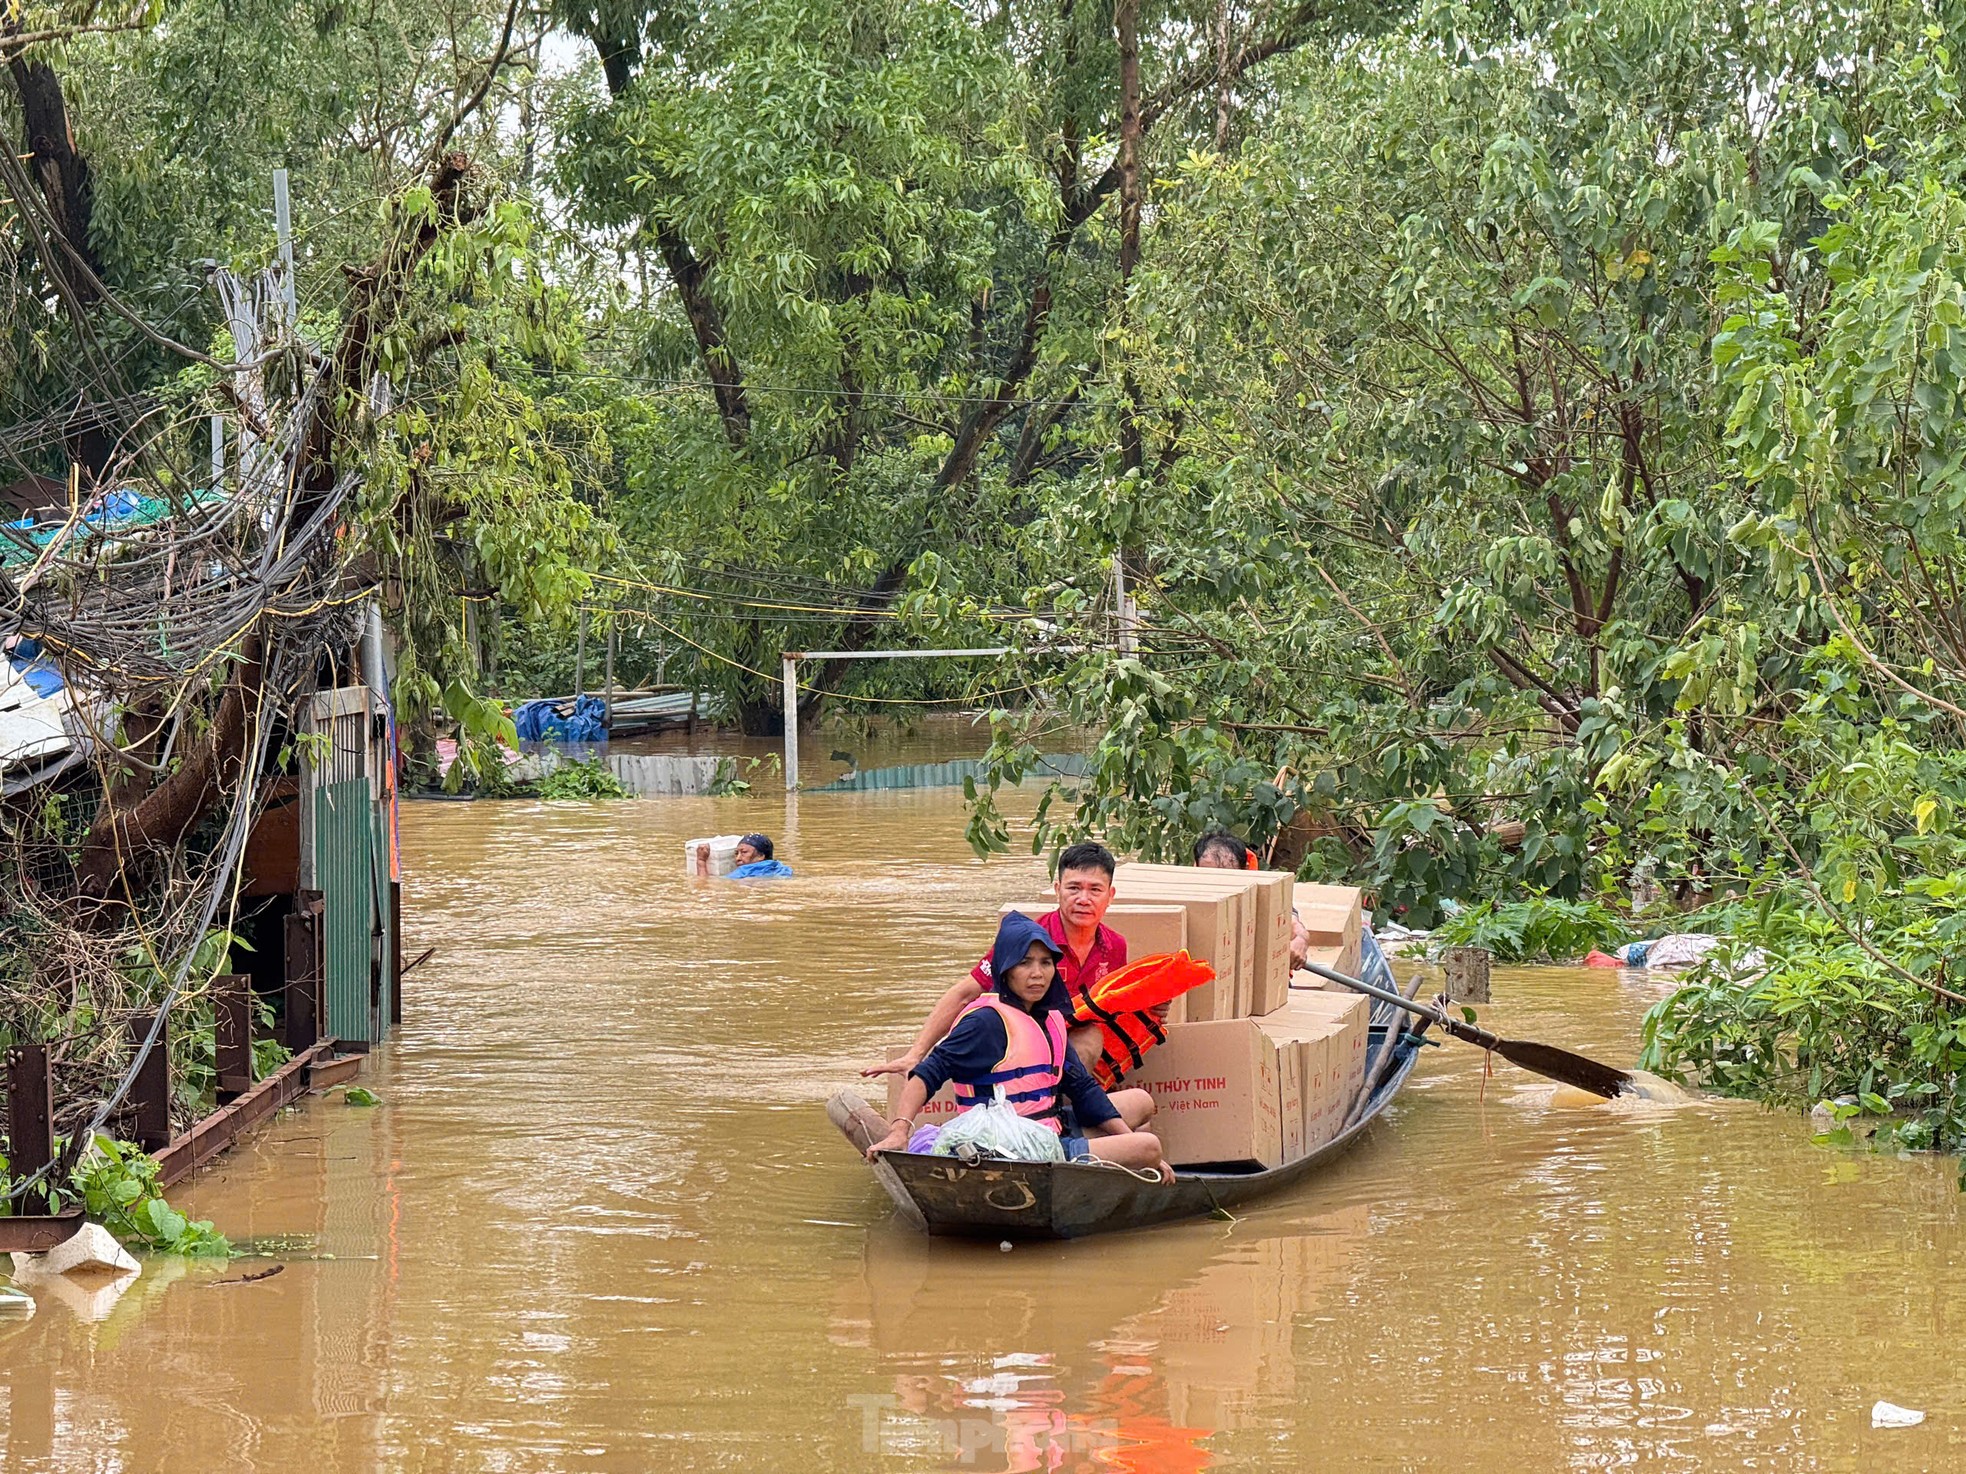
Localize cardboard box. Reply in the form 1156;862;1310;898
1116;878;1249;1017
1254;874;1294;1016
1101;904;1188;962
1000;901;1199;1023
1100;905;1193;1023
1257;991;1370;1150
1295;883;1363;976
1068;886;1239;1021
1256;998;1332;1158
1282;991;1370;1147
1274;1035;1305;1159
1109;878;1248;1018
881;1046;967;1128
1306;1027;1342;1149
1118;864;1295;1017
1127;1018;1283;1169
1291;947;1357;988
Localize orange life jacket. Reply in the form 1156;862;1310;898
1082;951;1213;1013
952;996;1069;1134
1072;952;1215;1090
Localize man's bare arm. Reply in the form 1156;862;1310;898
860;977;984;1077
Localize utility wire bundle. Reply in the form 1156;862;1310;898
0;254;371;1199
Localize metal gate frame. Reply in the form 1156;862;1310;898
300;685;391;1045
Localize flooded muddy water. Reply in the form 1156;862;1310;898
8;770;1966;1470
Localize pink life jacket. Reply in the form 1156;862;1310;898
951;995;1069;1134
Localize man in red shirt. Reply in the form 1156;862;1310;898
970;848;1128;999
863;842;1154;1125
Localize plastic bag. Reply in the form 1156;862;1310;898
906;1123;943;1154
930;1094;1064;1164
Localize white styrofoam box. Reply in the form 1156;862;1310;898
683;834;743;876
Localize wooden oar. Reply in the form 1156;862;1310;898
1300;959;1634;1100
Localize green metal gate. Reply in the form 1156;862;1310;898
371;803;392;1029
315;776;372;1041
307;686;390;1045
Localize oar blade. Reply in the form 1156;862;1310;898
1494;1038;1633;1100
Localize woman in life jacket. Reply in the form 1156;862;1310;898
867;913;1173;1182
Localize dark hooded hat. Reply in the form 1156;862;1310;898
985;911;1073;1020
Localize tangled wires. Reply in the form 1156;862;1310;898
0;271;374;1202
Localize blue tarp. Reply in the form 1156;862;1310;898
513;694;608;742
6;637;64;698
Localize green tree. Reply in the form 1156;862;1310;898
550;0;1400;730
965;0;1966;920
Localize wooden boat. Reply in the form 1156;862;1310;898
830;935;1430;1241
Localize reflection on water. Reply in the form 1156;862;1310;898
6;768;1966;1470
835;1208;1367;1471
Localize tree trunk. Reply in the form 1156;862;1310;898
652;221;750;448
74;639;264;906
577;27;753;452
5;50;101;309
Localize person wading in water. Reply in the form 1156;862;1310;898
728;833;793;879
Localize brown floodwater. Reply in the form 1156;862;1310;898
8;773;1966;1471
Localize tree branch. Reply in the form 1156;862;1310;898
426;0;524;164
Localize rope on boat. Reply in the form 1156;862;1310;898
1084;1158;1176;1185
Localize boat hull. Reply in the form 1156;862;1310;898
865;1028;1423;1239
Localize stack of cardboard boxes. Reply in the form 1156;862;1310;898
883;866;1373;1169
1100;865;1370;1169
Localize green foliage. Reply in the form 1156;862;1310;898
11;0;621;773
1431;897;1629;964
963;0;1966;937
1641;904;1966;1166
550;0;1056;726
34;0;1966;1158
536;757;630;800
343;1087;381;1107
71;1136;232;1256
1641;743;1966;1162
119;929;291;1110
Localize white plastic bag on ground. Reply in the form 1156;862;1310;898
930;1095;1065;1164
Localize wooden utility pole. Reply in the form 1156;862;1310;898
1115;0;1145;656
1442;947;1493;1003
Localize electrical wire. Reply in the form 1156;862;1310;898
3;656;281;1206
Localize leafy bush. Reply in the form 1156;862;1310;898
537;757;629;800
1642;886;1966;1166
71;1135;232;1256
706;757;751;797
1429;896;1629;963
